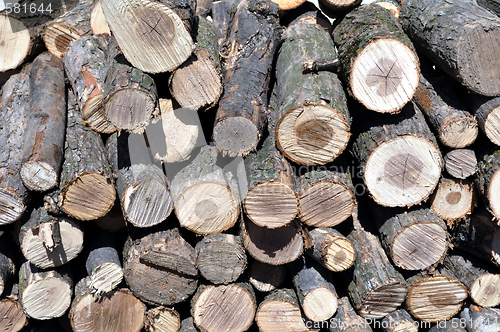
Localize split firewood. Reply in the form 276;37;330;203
333;3;419;113
90;1;111;35
248;260;286;292
475;150;500;220
241;218;304;265
64;34;116;134
145;306;181;332
329;297;373;332
92;199;127;232
444;149;477;179
275;8;350;165
460;305;500;332
0;231;15;296
429;318;467;332
123;229;198;306
430;178;476;222
106;132;173;228
381;309;417;332
69;277;146;332
400;0;500;97
0;72;30;225
352;102;442;207
463;94;500;147
191;283;256;332
100;0;194;73
195;233;247;285
213;0;280;157
440;254;500;308
19;261;72;320
55;90;116;221
19;206;83;269
0;283;27;332
306;227;355;272
406;273;468;323
170;145;240;234
412;62;477;149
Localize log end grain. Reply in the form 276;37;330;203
145;306;181;332
82;94;117;134
0;188;26;225
43;22;83;59
249;260;286;292
470;273;500;308
20;161;58;192
90;1;111;35
308;228;356;272
477;97;500;145
0;298;27;332
430;179;475;222
21;276;72;320
355;282;407;318
303;287;338;322
0;16;30;72
439;116;478;149
104;89;156;131
213;117;261;157
444;149;477;179
90;262;124;293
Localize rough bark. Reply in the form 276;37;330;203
0;231;15;296
475;150;500;220
460;305;500;332
329;297;373;332
248;259;286;292
430;178;476;223
306;227;355;272
145;306;181;332
399;0;500;96
179;317;199;332
381;309;417;332
444;149;477;179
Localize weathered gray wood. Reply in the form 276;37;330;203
460;305;500;332
179;317;199;332
477;0;500;17
306;227;355;272
381;309;417;332
329;297;373;332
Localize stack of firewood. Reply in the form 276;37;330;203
2;0;500;331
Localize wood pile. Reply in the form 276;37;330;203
3;0;500;331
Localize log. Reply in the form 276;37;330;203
412;62;477;149
210;0;231;44
372;0;401;18
306;227;355;272
123;229;198;305
440;254;500;308
406;273;468;323
191;283;256;332
19;261;72;320
103;41;158;131
329;296;373;332
19;207;84;269
475;150;500;220
101;0;194;73
145;306;181;332
241;218;304;265
170;145;240;234
195;233;247;285
275;8;350;166
92;199;127;232
460;305;500;332
429;319;467;332
90;1;111;35
43;0;95;58
463;94;500;147
430;178;476;222
106;132;173;228
351;102;442;207
248;260;286;292
477;0;500;17
20;52;66;192
63;34;116;134
0;231;15;296
318;0;361;14
180;317;199;332
57;90;116;220
0;72;30;224
380;309;417;332
444;149;477;179
399;0;500;97
196;0;213;17
169;17;223;110
332;3;419;113
212;0;280;157
69;277;146;332
0;296;27;332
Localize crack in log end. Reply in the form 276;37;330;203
382;153;423;191
366;57;403;97
295;119;334;151
0;189;24;225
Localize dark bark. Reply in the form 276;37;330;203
0;231;15;297
475;150;500;219
477;0;500;17
248;259;286;292
381;309;417;332
179;317;199;332
306;227;355;272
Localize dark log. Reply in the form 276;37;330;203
69;277;146;332
0;231;15;296
329;296;373;332
123;229;198;306
275;8;350;165
406;273;468;323
333;3;419;113
145;306;181;332
248;259;286;292
92;199;127;232
90;1;111;35
0;72;30;224
57;90;116;221
180;317;199;332
195;233;247;285
444;149;477;179
475;150;500;220
399;0;500;97
381;309;417;332
306;227;355;272
211;0;231;43
429;319;467;332
460;305;500;332
352;102;442;207
191;283;256;332
213;0;280;157
477;0;500;17
430;178;476;222
196;0;213;17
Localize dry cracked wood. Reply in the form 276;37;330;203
430;178;476;222
460;305;500;332
444;149;477;179
306;227;355;272
145;306;181;332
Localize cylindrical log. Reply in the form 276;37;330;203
464;94;500;146
318;0;361;14
460;305;500;332
406;273;468;323
123;229;198;305
399;0;500;97
381;309;417;332
372;0;401;18
213;0;280;157
90;1;111;35
429;318;467;332
477;0;500;16
430;178;476;222
0;231;15;296
19;261;72;320
352;102;442;207
0;296;27;332
306;227;355;272
241;218;304;265
475;150;500;220
191;283;256;332
92;199;127;232
106;132;173;228
19;207;83;269
444;149;477;179
329;296;373;332
275;8;350;165
57;90;116;221
248;260;286;292
332;3;419;113
145;306;181;332
440;254;500;308
21;52;66;192
195;233;247;285
211;0;230;43
170;145;240;234
69;277;146;332
0;72;30;224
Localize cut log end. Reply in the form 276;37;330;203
82;95;117;134
0;298;27;332
146;307;181;332
484;106;500;145
277;104;350;165
60;172;116;221
20;161;58;192
440;117;478;149
0;188;25;225
256;296;309;332
444;149;477;179
249;260;286;292
303;287;338;322
324;237;355;272
90;262;124;293
470;273;500;308
351;38;419;113
364;135;442;207
91;1;111;35
357;282;407;319
0;16;30;72
487;171;500;220
244;182;298;229
43;22;83;58
270;0;307;10
430;179;475;221
22;277;72;320
374;2;400;18
213;117;260;156
105;90;156;131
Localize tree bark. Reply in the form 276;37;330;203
381;309;417;332
145;306;181;332
460;305;500;332
0;231;15;296
248;259;286;292
179;317;199;332
399;0;500;97
332;3;419;113
430;178;476;222
351;102;442;207
475;150;500;220
444;149;477;179
306;227;355;272
329;296;373;332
